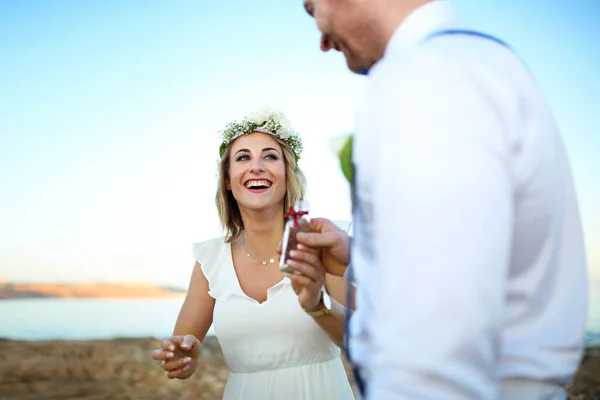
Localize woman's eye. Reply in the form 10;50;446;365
265;154;278;160
236;155;249;161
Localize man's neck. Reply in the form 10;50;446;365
374;0;435;58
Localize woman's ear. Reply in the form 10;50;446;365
226;177;231;190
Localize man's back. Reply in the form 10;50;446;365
350;1;588;398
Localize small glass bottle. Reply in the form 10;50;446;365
279;200;312;274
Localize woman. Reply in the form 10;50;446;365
151;109;354;399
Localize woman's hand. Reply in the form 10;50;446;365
151;334;201;379
286;244;326;312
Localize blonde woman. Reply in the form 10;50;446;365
151;109;354;399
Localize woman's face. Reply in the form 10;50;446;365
227;132;287;213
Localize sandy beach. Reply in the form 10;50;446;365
0;336;597;399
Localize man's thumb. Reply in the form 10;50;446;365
297;231;337;248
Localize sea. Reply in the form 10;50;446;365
0;298;599;346
0;298;214;341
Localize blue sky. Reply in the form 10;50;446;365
1;0;598;307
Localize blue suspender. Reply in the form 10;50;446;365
345;29;510;399
359;29;511;76
426;29;511;49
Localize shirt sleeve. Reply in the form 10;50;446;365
362;55;514;399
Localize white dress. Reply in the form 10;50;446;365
193;237;355;400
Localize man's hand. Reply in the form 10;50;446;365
295;218;350;277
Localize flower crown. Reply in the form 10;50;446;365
219;108;303;162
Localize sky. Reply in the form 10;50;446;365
0;0;599;305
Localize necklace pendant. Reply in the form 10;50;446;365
269;258;275;264
262;260;267;266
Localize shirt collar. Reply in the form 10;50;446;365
384;0;465;57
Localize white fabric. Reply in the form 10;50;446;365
349;1;588;399
192;238;355;400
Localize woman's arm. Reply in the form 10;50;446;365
287;248;355;348
151;261;215;379
173;261;215;340
308;273;354;347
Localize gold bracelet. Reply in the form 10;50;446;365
305;294;330;317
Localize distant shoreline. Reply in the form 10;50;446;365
0;282;186;300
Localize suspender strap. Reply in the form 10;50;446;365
426;29;510;49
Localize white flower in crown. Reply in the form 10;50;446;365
246;110;268;125
246;108;292;139
246;108;272;125
276;117;293;139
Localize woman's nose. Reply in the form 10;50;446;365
249;158;265;173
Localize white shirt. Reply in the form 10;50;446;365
350;1;588;399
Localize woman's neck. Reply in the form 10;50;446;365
238;206;285;259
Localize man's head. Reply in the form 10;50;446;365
303;0;431;74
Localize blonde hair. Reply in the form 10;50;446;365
215;135;307;242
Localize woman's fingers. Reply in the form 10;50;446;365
289;274;322;310
296;243;319;255
160;337;177;351
151;348;174;361
166;364;191;379
286;260;319;281
151;348;162;361
289;249;321;269
162;356;192;372
288;272;318;289
286;246;326;311
153;336;198;380
291;279;302;295
181;334;198;351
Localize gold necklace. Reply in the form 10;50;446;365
244;245;277;266
247;252;276;266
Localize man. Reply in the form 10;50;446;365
297;0;589;398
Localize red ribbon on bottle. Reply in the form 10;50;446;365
284;206;308;227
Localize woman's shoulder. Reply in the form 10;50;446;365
191;237;236;298
192;236;227;250
191;237;228;267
